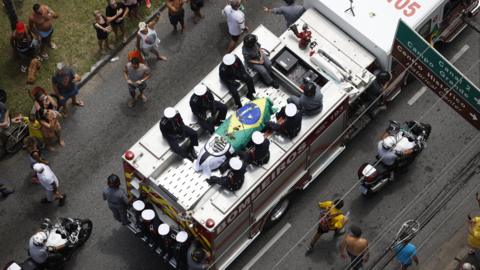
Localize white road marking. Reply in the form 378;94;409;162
241;223;292;270
407;44;470;105
407;86;428;105
450;44;470;64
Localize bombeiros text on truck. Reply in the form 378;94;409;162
120;0;479;269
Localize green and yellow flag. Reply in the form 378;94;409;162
215;98;273;151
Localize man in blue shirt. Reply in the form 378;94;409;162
394;240;419;269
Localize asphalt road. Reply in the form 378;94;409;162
0;1;479;270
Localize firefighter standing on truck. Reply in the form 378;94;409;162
306;199;347;256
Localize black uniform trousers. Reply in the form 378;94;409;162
165;126;198;159
222;74;255;108
196;101;228;133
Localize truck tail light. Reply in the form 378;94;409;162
124;150;135;160
206;218;215;228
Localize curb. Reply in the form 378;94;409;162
447;247;470;270
77;3;166;88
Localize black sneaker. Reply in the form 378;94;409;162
334;228;346;237
305;246;313;256
191;150;198;159
41;198;52;204
271;80;280;89
58;194;67;207
1;189;14;198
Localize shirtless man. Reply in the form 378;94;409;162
166;0;186;33
28;3;58;59
340;225;369;270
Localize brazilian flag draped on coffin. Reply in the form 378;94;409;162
215;98;274;152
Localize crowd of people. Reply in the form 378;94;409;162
3;0;167;204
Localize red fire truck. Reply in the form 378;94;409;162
122;1;478;268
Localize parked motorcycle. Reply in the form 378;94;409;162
4;217;93;270
358;120;432;197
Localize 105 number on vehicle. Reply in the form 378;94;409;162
387;0;422;17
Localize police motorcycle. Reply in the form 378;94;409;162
358;120;432;197
4;217;93;270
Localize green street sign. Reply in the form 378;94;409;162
393;20;480;129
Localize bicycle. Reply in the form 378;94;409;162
0;118;28;159
390;219;420;250
0;89;29;159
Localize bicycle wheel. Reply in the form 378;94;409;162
0;140;6;159
5;126;28;154
0;89;6;103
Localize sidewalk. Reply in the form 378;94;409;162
422;223;479;270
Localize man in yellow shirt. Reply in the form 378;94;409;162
306;199;348;256
468;193;480;260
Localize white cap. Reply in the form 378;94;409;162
158;224;170;236
141;209;155;221
194;84;207;96
462;263;475;270
56;62;65;71
382;136;397;150
132;200;145;212
285;103;297;117
252;131;264;145
138;21;147;31
229;157;243;171
222;54;236;66
5;262;22;270
176;231;189;243
164;107;176;119
33;163;44;173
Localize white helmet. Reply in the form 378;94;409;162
193;84;208;96
252;131;264;145
285;103;297;117
32;232;47;246
141;209;155;221
229;157;243;171
163;107;176;119
222;54;236;66
176;231;189;243
382;136;397;150
132;200;145;212
158;224;170;236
